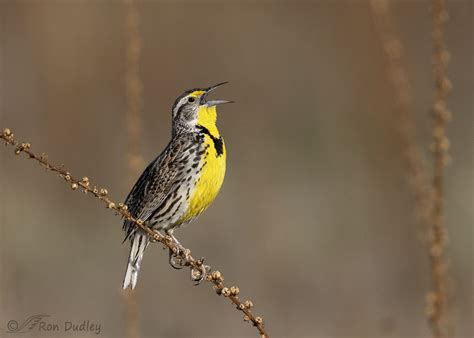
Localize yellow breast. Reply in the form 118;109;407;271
180;134;226;222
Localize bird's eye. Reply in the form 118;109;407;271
188;97;196;103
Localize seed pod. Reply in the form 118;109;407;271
212;271;220;279
3;128;12;137
230;286;240;296
221;287;231;297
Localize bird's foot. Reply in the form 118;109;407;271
166;231;189;269
191;258;211;285
168;241;189;270
168;249;185;269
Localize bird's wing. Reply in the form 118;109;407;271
123;135;191;239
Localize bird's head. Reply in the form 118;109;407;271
171;82;232;136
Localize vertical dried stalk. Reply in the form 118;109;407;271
427;0;452;337
124;0;145;177
123;1;144;338
123;288;140;338
369;0;433;232
370;1;453;337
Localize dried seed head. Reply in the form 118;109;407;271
426;292;437;304
24;143;31;149
433;100;446;114
221;287;231;297
99;188;108;196
81;177;89;185
93;187;99;194
438;9;449;23
243;315;250;322
441;110;452;122
71;183;78;190
14;143;29;154
2;128;12;137
211;270;223;282
430;244;443;258
205;274;213;282
244;300;254;309
230;286;240;296
255;317;263;325
238;303;246;310
441;78;452;92
107;202;116;209
136;219;144;226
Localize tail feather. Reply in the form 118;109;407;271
123;233;148;289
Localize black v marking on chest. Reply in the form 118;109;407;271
196;125;224;157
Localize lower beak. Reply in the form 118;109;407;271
205;99;234;107
201;81;234;106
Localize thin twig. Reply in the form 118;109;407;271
0;128;269;338
427;1;452;337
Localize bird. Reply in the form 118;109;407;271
122;82;232;289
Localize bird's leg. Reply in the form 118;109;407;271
166;230;188;269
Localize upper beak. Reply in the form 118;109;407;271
201;81;234;106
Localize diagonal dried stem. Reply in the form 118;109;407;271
0;127;269;338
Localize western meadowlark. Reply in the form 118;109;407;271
122;82;232;289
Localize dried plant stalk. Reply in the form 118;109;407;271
0;128;269;338
369;0;433;235
370;1;453;337
427;0;452;337
124;0;145;176
123;0;144;337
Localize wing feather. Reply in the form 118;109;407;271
123;135;191;239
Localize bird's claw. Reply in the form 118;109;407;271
168;243;188;270
191;261;210;285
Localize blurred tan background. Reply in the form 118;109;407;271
0;1;472;337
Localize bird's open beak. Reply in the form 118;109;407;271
201;81;234;107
